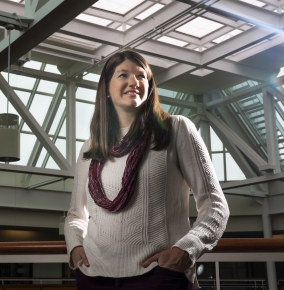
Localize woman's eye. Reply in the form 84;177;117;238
137;75;146;79
118;74;128;78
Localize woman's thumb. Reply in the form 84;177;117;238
141;253;160;268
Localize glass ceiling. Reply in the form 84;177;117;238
1;0;284;190
6;0;282;52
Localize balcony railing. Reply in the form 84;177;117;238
0;238;283;290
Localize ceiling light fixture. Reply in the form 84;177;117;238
0;24;20;163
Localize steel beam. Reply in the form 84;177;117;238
136;40;200;66
0;74;71;170
266;86;284;107
0;0;99;71
206;111;269;170
201;27;275;66
262;89;281;173
0;163;73;178
0;185;70;211
66;81;76;167
221;171;284;189
208;59;274;83
223;189;267;198
155;63;196;86
158;95;197;109
25;0;39;17
124;1;188;45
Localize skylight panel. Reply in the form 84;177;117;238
190;68;213;77
212;29;243;44
83;73;100;82
92;0;144;15
44;64;60;74
157;36;188;47
116;24;131;31
76;13;112;26
176;17;224;38
24;61;42;70
240;0;266;7
135;4;164;20
194;46;206;51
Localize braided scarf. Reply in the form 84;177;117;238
88;127;151;212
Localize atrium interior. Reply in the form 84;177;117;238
0;0;284;288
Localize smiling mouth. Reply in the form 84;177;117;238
125;92;140;96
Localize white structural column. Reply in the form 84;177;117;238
215;262;221;290
262;89;281;173
200;96;212;158
262;198;278;290
66;81;76;167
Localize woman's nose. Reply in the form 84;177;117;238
129;75;139;87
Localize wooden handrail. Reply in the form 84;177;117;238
0;238;283;255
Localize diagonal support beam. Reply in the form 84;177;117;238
0;74;71;170
0;0;99;71
266;86;284;107
205;75;284;109
205;110;270;170
262;89;281;173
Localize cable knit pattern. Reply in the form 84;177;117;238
64;115;229;283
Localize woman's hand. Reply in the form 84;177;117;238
141;247;191;273
71;246;90;269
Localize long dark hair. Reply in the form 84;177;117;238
84;50;172;161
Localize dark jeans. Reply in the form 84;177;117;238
75;266;194;290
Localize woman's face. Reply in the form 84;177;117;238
108;59;149;116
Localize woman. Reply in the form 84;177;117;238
65;50;229;290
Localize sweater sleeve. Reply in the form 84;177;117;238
64;140;90;267
173;116;229;265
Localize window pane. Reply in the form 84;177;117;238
76;102;94;140
210;127;223;151
226;153;246;180
14;133;37;166
22;95;52;131
212;153;224;181
37;80;58;94
1;72;36;90
76;87;96;102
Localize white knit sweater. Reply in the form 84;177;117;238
64;115;229;283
